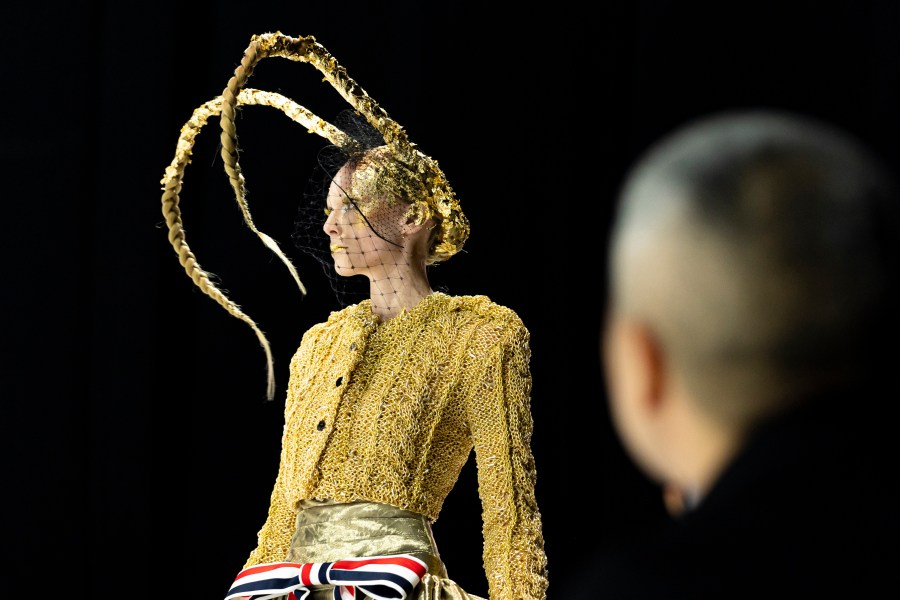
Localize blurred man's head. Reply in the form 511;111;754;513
602;110;897;497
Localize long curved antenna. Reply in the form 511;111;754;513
160;88;348;400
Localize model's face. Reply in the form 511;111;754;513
323;164;407;277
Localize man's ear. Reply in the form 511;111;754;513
602;313;673;484
604;316;667;416
630;322;666;413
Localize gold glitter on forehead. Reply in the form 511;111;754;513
347;147;425;210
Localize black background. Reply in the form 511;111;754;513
5;1;898;598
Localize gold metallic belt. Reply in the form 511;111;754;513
287;499;448;579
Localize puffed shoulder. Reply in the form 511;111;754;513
442;294;531;354
442;293;527;328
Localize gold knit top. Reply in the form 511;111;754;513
244;292;548;600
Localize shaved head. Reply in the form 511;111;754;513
609;111;898;425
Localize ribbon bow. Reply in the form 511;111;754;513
225;554;428;600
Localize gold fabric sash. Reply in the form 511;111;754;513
285;500;483;600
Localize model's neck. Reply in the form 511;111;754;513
368;262;433;321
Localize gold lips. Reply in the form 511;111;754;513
330;244;347;253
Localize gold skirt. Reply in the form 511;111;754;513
284;499;484;600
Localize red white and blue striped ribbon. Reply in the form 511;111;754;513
224;554;428;600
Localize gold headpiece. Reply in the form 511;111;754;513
160;32;468;400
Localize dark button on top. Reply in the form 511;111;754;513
336;376;343;386
317;420;326;431
349;342;357;351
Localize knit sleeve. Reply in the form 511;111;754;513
462;314;549;600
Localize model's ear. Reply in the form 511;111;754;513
398;203;427;237
402;221;432;244
403;217;429;233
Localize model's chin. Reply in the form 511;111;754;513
333;263;355;277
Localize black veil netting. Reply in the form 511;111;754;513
291;109;399;308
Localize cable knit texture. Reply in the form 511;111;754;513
244;292;548;600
